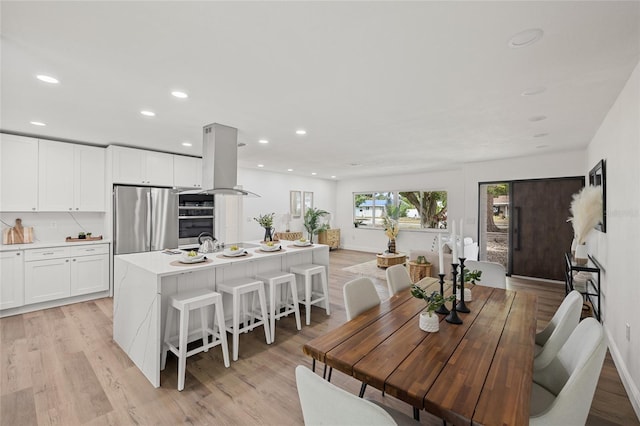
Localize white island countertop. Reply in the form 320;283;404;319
114;240;323;277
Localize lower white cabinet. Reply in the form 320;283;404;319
24;244;109;305
0;250;24;310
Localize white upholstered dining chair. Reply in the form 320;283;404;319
530;317;606;425
534;290;583;371
343;277;381;321
464;260;506;289
386;264;413;296
295;365;418;426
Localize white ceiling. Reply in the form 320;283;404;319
2;1;639;180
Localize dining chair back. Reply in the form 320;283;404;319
386;264;413;296
530;317;606;425
295;365;416;425
343;277;381;321
534;290;583;370
464;260;506;289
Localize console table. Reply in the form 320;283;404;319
564;253;601;321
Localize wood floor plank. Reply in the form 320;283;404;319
0;249;637;425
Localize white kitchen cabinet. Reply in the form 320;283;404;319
173;155;202;188
112;146;174;187
24;243;110;305
0;134;39;212
25;257;71;305
38;140;105;212
70;245;109;296
0;250;24;310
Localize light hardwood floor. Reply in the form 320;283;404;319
1;249;638;425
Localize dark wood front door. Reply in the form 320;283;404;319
511;177;584;281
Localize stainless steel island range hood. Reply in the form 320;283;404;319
195;123;259;197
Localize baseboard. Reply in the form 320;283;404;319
604;325;640;420
509;274;563;285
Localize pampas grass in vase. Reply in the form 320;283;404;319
568;185;602;264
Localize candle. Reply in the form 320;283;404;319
459;218;464;256
438;234;444;272
451;220;457;261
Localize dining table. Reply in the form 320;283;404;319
303;277;538;425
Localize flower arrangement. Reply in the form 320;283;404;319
410;286;454;317
382;215;399;239
568;186;602;244
254;212;275;228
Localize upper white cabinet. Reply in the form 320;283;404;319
112;146;173;187
0;134;39;212
173;155;202;188
38;140;105;212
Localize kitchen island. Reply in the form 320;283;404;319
113;241;329;387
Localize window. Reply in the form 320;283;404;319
353;190;447;230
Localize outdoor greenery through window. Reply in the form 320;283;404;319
353;191;448;230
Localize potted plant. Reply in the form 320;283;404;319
303;207;329;243
78;232;86;240
457;269;481;301
254;212;276;242
353;219;365;228
382;214;399;253
410;285;454;332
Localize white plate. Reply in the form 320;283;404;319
294;240;311;247
179;257;206;264
260;244;281;252
181;253;205;262
223;250;246;257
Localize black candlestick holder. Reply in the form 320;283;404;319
456;257;470;313
435;273;450;315
445;263;462;324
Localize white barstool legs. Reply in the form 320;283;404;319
161;289;230;391
217;277;272;361
256;271;302;340
290;263;330;325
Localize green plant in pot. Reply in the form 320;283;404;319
254;212;276;242
411;285;454;332
78;232;86;240
303;207;329;243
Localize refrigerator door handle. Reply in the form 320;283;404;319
146;190;152;251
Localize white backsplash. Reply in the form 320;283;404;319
0;212;106;243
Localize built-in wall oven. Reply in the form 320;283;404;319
178;194;214;247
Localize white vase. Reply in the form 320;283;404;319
419;311;440;332
575;243;588;265
455;287;472;302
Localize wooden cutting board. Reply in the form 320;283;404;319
2;218;34;244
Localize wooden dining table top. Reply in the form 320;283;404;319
303;277;538;426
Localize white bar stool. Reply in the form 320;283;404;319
217;277;272;361
255;270;302;341
161;288;230;391
290;263;330;325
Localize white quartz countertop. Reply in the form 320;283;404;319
115;241;327;278
0;239;111;252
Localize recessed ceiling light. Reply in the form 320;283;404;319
508;28;544;48
140;110;156;117
534;133;549;138
259;139;269;144
171;91;188;99
181;142;192;147
331;175;336;179
287;168;293;172
529;115;547;122
30;121;46;126
521;86;546;96
257;164;264;168
311;172;317;176
296;129;307;135
36;74;59;84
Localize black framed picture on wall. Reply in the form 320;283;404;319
589;159;606;233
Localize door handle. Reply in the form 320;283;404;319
513;207;520;251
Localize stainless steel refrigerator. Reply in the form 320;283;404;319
114;186;179;255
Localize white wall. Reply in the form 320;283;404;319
587;61;640;417
236;168;337;242
334;149;585;254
